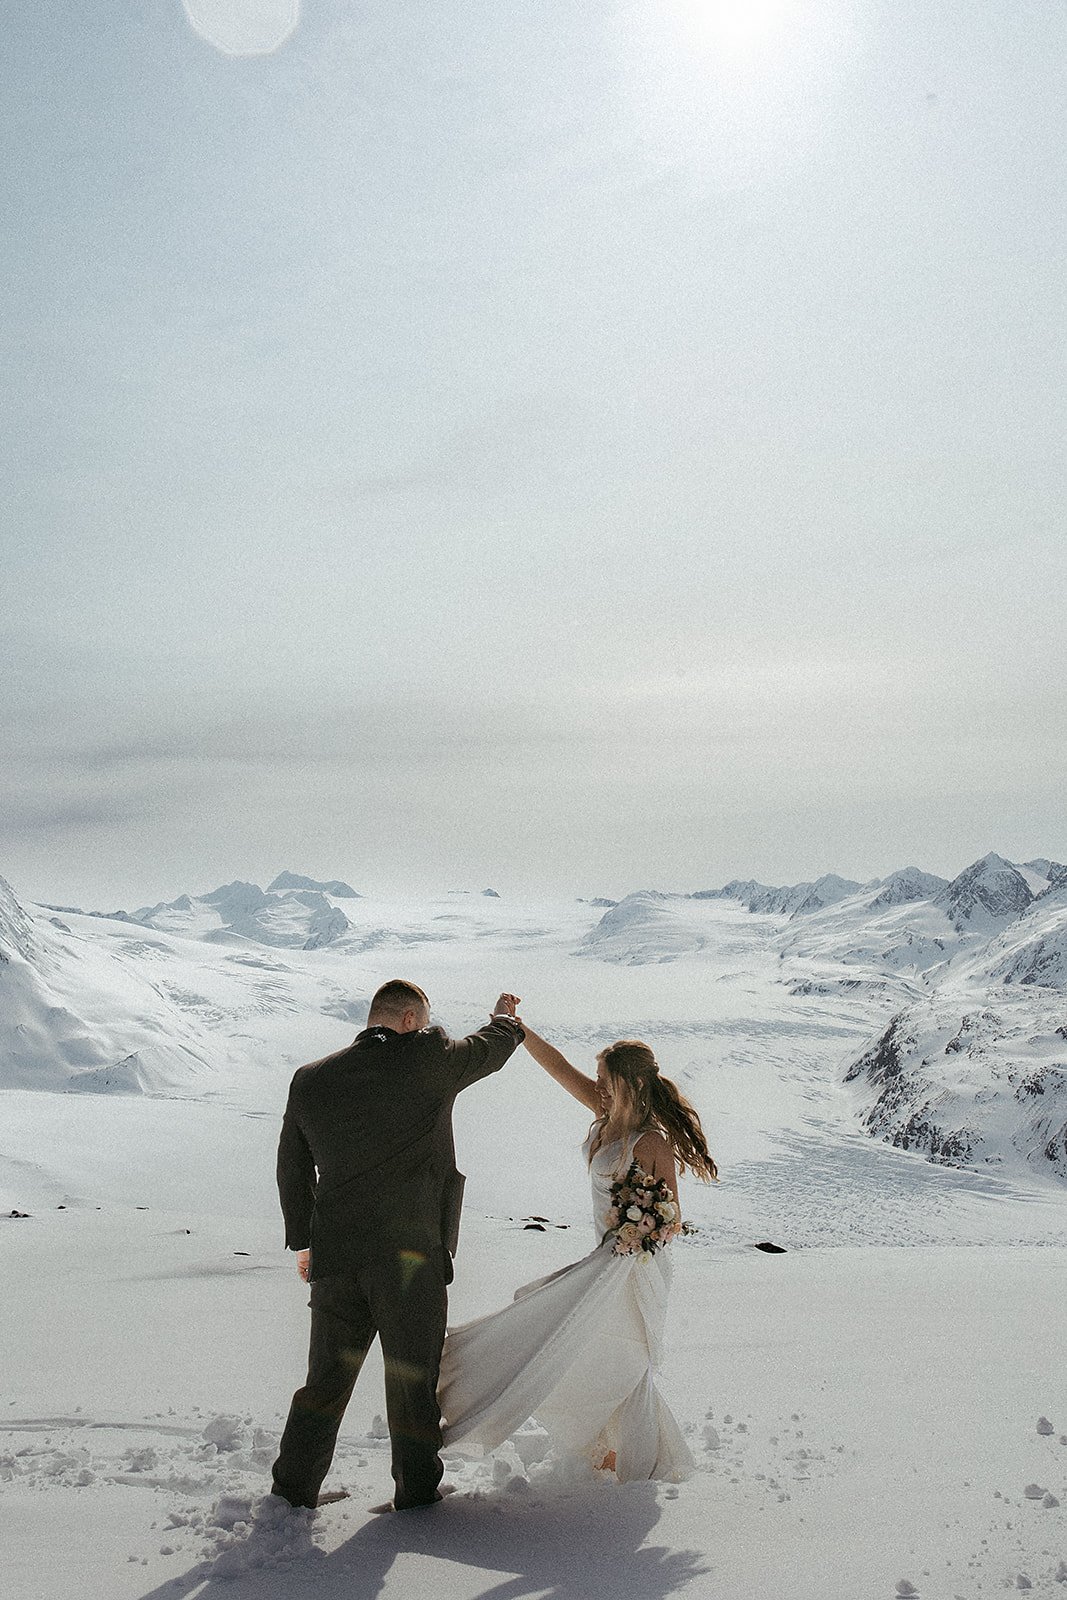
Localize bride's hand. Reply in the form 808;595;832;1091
493;993;521;1018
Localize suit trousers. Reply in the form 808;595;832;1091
272;1247;448;1510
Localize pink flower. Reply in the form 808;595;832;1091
637;1214;655;1234
614;1222;640;1254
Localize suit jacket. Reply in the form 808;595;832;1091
276;1016;524;1282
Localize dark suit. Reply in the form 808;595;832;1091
272;1016;524;1509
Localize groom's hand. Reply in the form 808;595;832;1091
296;1248;311;1283
493;993;521;1018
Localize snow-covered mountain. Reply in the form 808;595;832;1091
1;872;36;962
932;851;1035;932
713;883;870;921
692;877;770;904
130;877;352;949
700;874;865;918
866;866;949;910
0;876;211;1093
267;871;361;898
1034;862;1067;904
953;895;1067;991
843;993;1067;1177
688;852;1067;1178
7;851;1067;1183
832;862;1067;1176
579;892;709;964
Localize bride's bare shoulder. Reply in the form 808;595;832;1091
633;1126;669;1156
632;1128;674;1177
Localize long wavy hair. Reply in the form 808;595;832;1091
589;1039;718;1182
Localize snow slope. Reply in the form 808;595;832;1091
0;878;211;1093
844;993;1067;1176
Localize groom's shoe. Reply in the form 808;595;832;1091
370;1488;448;1514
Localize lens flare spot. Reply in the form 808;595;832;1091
181;0;300;57
398;1249;427;1291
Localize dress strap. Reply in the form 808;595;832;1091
615;1131;641;1175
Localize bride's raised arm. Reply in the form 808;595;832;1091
522;1025;600;1113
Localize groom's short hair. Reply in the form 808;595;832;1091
368;979;430;1024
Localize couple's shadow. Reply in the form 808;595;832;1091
137;1478;709;1600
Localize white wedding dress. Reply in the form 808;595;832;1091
438;1131;694;1482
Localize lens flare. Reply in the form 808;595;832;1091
181;0;300;57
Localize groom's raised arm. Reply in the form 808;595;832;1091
277;1083;317;1250
436;1011;526;1093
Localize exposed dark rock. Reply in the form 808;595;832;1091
844;1014;913;1084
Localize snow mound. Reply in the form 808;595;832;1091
580;893;705;964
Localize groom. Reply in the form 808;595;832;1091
272;979;524;1512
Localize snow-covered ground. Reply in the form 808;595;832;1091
3;864;1067;1599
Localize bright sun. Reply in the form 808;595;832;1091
668;0;792;56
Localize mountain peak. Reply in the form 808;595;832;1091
974;851;1013;872
788;875;862;919
267;872;361;899
0;873;35;962
934;854;1033;932
199;882;271;917
868;867;950;911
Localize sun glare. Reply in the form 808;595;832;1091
668;0;792;57
181;0;300;57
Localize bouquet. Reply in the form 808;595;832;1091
603;1161;681;1256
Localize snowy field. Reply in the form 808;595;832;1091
3;873;1067;1599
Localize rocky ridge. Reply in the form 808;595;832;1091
589;853;1067;1180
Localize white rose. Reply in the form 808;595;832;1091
626;1205;643;1223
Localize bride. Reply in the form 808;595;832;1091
438;1015;718;1483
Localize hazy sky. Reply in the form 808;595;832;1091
3;0;1065;906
